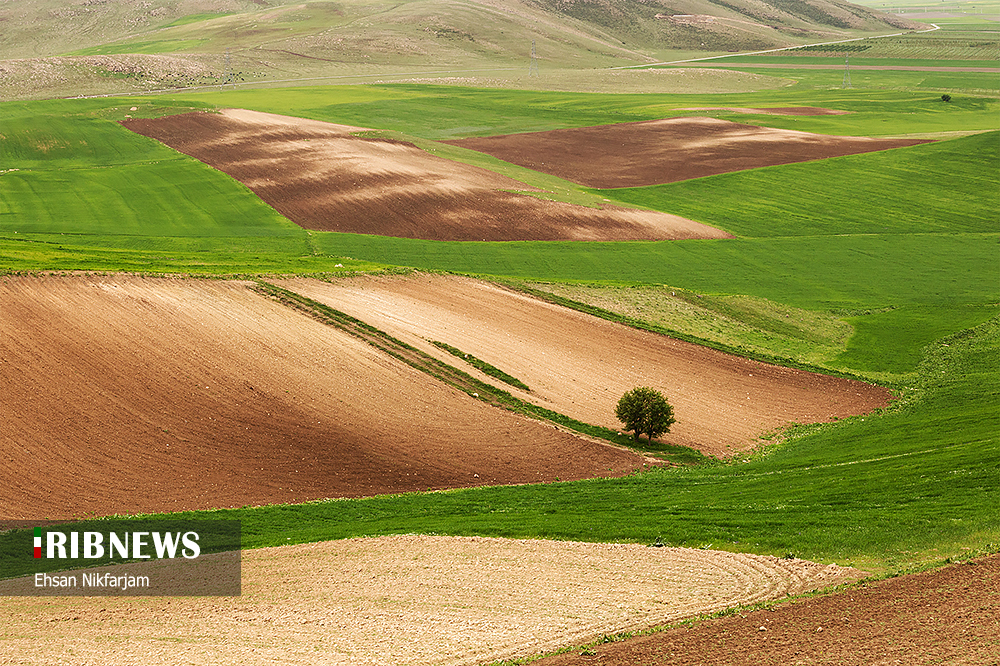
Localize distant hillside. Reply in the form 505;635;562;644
0;0;924;99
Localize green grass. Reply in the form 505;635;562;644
515;282;857;371
835;304;1000;373
67;39;210;56
315;233;998;309
0;99;382;274
597;132;1000;238
430;341;532;391
158;12;236;29
699;66;1000;94
189;85;1000;139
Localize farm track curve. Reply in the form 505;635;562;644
0;534;868;665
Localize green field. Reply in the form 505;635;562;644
1;69;998;575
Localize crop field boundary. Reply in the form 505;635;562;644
252;280;707;464
502;281;878;384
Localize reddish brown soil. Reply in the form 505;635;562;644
445;116;932;188
279;274;894;457
0;275;644;520
121;109;729;242
535;553;1000;666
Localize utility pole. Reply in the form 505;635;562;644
529;40;539;77
222;47;234;89
842;53;852;89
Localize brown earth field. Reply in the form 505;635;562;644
444;116;932;188
0;535;871;666
535;553;1000;666
121;109;729;242
0;275;647;520
277;273;893;458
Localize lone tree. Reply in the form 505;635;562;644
615;387;675;442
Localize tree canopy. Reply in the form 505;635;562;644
615;387;675;442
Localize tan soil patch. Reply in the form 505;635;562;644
0;275;644;520
278;274;893;457
0;534;866;665
537;553;1000;666
444;116;932;188
121;109;728;242
676;106;851;116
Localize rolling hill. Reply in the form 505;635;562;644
0;0;924;99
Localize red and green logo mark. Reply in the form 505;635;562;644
34;527;41;559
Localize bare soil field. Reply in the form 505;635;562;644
676;106;851;115
122;109;728;242
537;552;1000;666
0;534;867;666
279;274;893;457
445;116;932;188
0;275;644;520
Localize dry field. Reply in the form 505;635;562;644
0;535;868;666
0;275;644;520
445;115;931;188
279;273;893;457
122;109;728;242
537;553;1000;666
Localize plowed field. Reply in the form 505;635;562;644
0;275;643;520
0;535;867;666
445;116;931;188
536;553;1000;666
278;274;893;457
122;109;729;242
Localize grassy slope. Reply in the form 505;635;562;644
0;100;382;274
3;0;916;62
0;0;928;101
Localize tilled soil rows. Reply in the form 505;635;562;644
445;116;931;188
0;275;643;520
122;109;729;242
0;535;867;666
279;274;893;457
